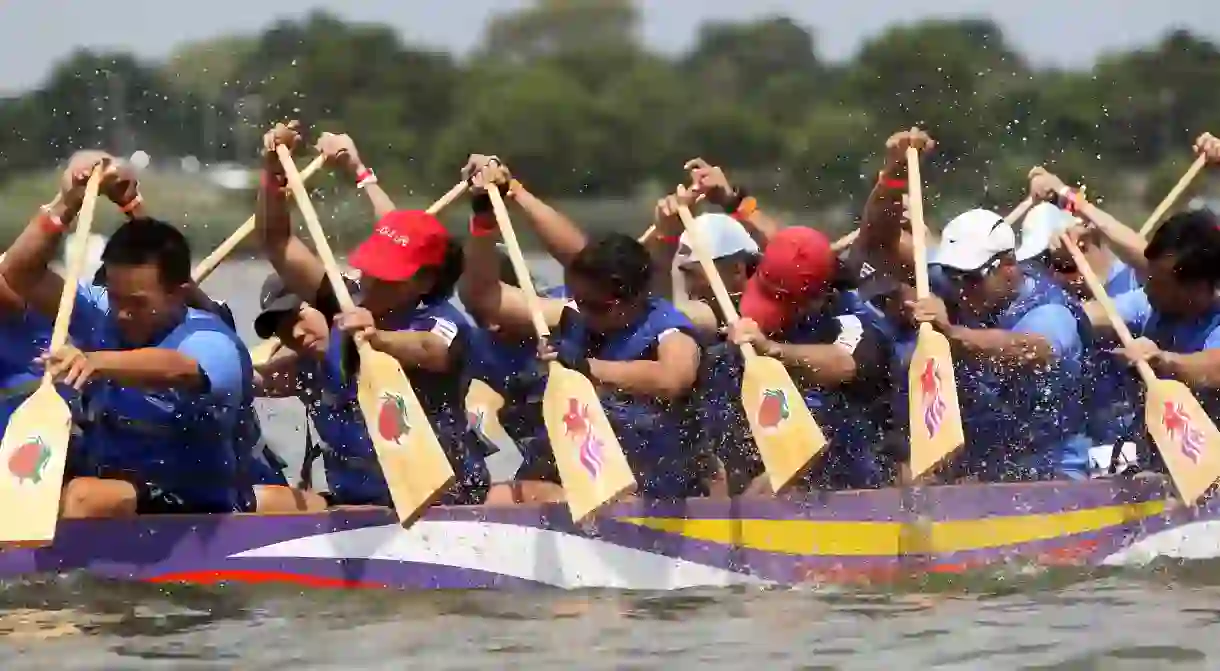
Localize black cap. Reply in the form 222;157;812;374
253;274;305;339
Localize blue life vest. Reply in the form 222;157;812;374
1138;293;1220;420
307;300;488;506
947;274;1093;480
775;292;889;489
0;310;53;430
210;299;289;510
1080;259;1143;446
80;308;250;511
551;297;701;498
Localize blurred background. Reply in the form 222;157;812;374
0;0;1219;250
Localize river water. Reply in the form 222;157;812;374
2;259;1219;669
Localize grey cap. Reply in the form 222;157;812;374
253;274;306;339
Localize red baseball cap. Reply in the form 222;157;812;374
739;226;835;333
349;210;449;282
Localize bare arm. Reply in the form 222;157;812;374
945;326;1056;368
1076;200;1149;277
0;203;74;319
368;330;454;374
1157;350;1220;388
588;331;700;400
254;350;302;398
87;349;210;391
510;183;587;266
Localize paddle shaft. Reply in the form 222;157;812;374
1139;155;1207;239
485;186;552;339
192;155;328;283
675;206;757;361
905;147;932;300
1058;232;1157;386
47;167;106;362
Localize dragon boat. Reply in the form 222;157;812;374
0;477;1211;590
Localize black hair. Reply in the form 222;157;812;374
569;233;652;300
1145;209;1220;285
100;217;192;287
420;238;465;305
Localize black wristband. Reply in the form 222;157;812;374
722;187;749;214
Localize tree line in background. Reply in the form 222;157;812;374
2;0;1220;234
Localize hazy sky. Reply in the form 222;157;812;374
2;1;1217;94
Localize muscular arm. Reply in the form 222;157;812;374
767;314;885;387
588;331;700;400
1077;200;1149;277
0;204;76;319
87;348;213;391
945;304;1079;368
1157;349;1220;388
511;184;587;266
257;166;327;303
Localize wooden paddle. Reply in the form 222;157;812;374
1138;154;1207;239
189;156;329;367
1061;233;1220;504
275;145;454;525
904;147;966;478
483;181;635;521
0;165;106;543
675;205;825;492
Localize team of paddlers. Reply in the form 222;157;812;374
2;120;1220;519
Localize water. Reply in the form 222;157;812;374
4;260;1220;668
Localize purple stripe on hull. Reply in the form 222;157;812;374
0;478;1209;590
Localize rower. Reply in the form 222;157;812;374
1013;199;1143;471
643;192;763;493
480;230;704;501
0;151;251;516
857;128;1093;482
257;124;487;507
1067;209;1220;474
727;227;894;492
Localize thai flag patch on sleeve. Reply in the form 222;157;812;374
430;317;460;346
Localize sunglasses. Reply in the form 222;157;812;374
942;255;1004;285
575;295;624;314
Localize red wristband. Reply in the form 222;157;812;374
470;213;498;237
656;234;680;244
880;178;907;190
38;207;65;234
119;194;143;215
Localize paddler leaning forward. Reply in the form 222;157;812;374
1026;132;1220;474
722;227;895;493
0;151;251;517
854;128;1092;482
463;161;707;504
255;123;486;508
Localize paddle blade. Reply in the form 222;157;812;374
907;326;966;478
0;384;72;543
464;380;518;456
1144;378;1220;504
740;355;825;492
355;346;455;526
249;337;281;367
542;363;636;523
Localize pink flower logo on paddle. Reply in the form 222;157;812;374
1162;401;1203;464
918;358;947;438
561;397;603;478
756;388;790;433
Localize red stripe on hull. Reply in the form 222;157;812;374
146;570;386;590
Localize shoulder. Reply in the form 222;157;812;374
1112;288;1153;330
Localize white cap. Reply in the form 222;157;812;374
1015;203;1075;262
674;213;760;268
932;208;1014;271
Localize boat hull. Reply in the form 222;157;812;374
0;478;1212;590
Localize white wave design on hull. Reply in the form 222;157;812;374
1101;520;1220;566
231;520;772;590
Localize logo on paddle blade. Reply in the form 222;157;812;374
8;436;50;484
562;398;603;478
1162;401;1204;464
467;409;485;433
376;393;412;445
919;358;948;438
757;388;790;430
